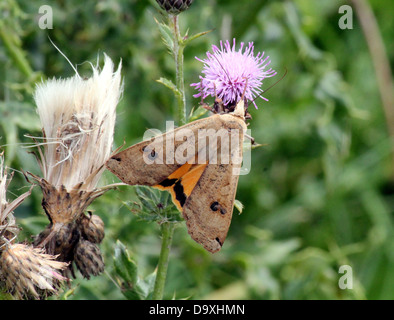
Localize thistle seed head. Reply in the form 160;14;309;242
33;54;123;191
0;243;67;299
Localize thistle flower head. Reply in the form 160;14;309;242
0;244;67;299
191;39;277;109
33;54;123;191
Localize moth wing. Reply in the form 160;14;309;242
184;115;245;253
106;117;221;186
183;163;241;253
106;138;179;186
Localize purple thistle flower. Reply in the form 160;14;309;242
191;39;277;109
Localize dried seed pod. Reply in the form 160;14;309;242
0;243;67;299
79;213;105;244
35;222;80;264
33;224;52;247
74;239;104;279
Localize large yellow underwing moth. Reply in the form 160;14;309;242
106;98;247;253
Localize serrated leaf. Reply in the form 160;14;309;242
125;186;183;223
154;18;174;54
183;29;213;45
144;271;158;300
156;77;181;97
113;240;138;285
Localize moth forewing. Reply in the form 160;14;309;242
106;116;221;185
105;98;248;253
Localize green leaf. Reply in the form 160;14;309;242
124;186;183;224
183;29;213;45
188;106;208;122
113;240;138;285
234;199;244;214
154;18;174;55
113;240;159;300
156;77;181;98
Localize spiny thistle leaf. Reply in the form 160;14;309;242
156;77;181;98
154;18;174;55
124;186;183;223
113;240;157;300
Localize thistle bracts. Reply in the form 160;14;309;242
29;54;123;279
0;153;67;299
0;244;67;299
156;0;194;15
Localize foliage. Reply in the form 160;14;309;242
0;0;393;299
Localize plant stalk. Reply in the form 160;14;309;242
152;14;188;300
152;222;175;300
350;0;394;179
170;15;187;126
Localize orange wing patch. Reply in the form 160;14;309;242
154;162;207;211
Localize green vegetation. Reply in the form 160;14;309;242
1;0;393;299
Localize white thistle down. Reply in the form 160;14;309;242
0;154;30;248
33;54;123;191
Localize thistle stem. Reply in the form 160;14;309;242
151;13;187;300
170;15;187;126
152;222;175;300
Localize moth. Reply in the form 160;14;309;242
106;97;248;253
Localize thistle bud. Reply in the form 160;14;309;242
156;0;194;15
79;213;105;244
74;239;104;279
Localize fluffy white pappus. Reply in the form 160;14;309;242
33;54;123;190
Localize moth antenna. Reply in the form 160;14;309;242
241;77;249;101
247;68;287;108
210;53;232;85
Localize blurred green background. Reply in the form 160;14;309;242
1;0;394;299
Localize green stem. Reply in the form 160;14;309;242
152;13;187;301
152;222;175;300
170;15;187;126
0;24;34;78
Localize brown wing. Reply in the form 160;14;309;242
182;163;241;253
183;114;245;253
106;116;222;186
